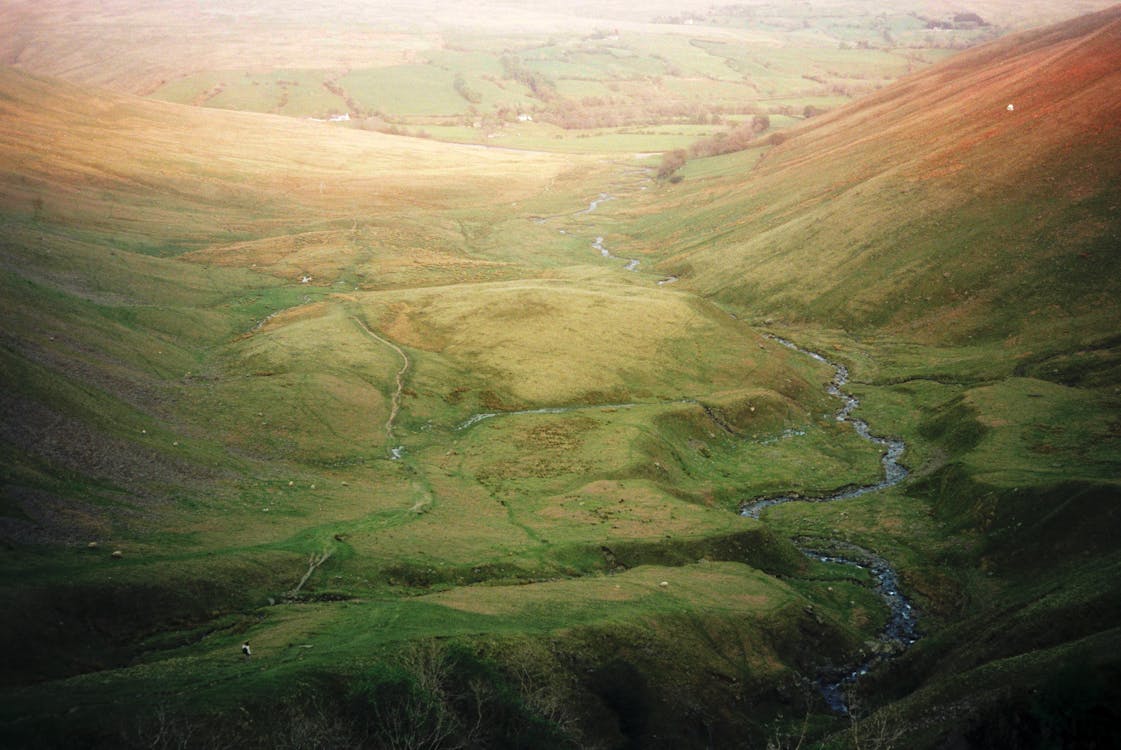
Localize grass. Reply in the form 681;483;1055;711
341;66;473;117
0;57;901;743
632;13;1121;349
959;378;1121;486
2;3;1121;748
0;561;846;747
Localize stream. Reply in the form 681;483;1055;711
447;329;915;711
538;192;642;272
576;193;614;215
741;337;908;518
799;542;920;713
351;317;410;460
455;402;638;431
740;335;917;714
525;182;915;712
592;234;640;272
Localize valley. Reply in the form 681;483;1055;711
1;2;1119;748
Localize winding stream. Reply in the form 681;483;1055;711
740;335;916;714
592;235;640;272
540;192;642;272
741;336;908;518
800;542;920;713
352;317;410;460
455;402;638;431
525;180;915;713
577;193;614;215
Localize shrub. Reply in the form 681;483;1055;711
658;149;687;179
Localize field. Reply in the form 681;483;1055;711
5;0;1087;154
2;2;1121;748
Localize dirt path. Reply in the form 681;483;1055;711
352;317;410;457
288;549;333;596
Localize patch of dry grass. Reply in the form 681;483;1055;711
427;561;793;618
0;66;585;249
356;279;789;406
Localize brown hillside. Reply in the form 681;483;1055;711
652;5;1121;345
0;65;574;248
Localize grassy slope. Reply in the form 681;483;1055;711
618;7;1121;745
0;65;892;747
644;7;1121;351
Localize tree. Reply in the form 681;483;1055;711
453;74;482;105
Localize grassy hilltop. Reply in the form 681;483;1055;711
1;3;1120;748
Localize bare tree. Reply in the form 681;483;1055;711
846;689;905;750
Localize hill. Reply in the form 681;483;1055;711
0;64;887;748
623;6;1121;745
9;0;1116;155
644;5;1121;352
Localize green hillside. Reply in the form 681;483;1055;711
0;65;886;748
620;6;1121;745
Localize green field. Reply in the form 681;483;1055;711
134;1;1016;153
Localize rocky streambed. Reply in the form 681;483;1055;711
743;335;917;713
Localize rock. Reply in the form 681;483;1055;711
659;581;669;588
87;541;99;549
111;550;124;559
